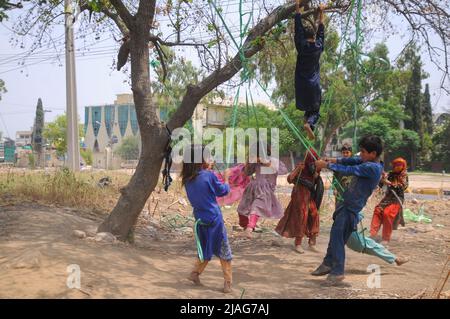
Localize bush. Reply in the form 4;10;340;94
80;148;93;165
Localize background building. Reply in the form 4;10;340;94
84;94;141;169
84;94;278;169
15;130;32;147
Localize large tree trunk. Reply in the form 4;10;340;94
97;4;167;240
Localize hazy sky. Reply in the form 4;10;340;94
0;3;449;139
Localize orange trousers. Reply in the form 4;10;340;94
370;203;401;242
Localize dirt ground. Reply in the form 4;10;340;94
0;186;449;299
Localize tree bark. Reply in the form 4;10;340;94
97;0;167;240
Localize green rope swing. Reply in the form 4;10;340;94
208;0;371;249
154;0;375;255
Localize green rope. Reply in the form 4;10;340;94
318;0;358;153
194;219;207;262
208;0;365;197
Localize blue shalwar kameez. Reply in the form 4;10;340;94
294;13;324;130
323;157;383;275
184;170;232;261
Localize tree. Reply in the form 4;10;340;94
0;0;23;22
10;0;450;241
432;118;450;171
404;55;423;134
43;114;84;157
80;148;93;165
0;79;6;100
151;47;202;120
422;83;433;135
341;98;420;166
115;136;140;161
32;98;44;166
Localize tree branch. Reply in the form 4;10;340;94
136;0;156;30
109;0;135;30
101;6;130;36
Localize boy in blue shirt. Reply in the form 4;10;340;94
311;135;384;283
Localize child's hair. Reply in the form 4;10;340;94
341;144;352;152
358;135;383;156
303;19;316;39
181;144;211;186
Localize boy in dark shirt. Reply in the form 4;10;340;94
295;0;326;140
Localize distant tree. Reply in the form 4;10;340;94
0;79;6;100
342;98;420;166
422;84;433;135
80;148;93;165
32;98;44;166
43;114;84;157
432;118;450;171
404;55;423;134
115;136;140;161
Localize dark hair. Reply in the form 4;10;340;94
341;144;352;152
358;135;383;156
181;144;210;186
303;20;316;39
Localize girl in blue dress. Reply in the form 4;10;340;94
182;145;233;293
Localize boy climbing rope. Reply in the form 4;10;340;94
182;145;233;293
311;135;384;284
370;157;409;245
295;0;326;140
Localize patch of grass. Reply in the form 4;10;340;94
0;168;131;212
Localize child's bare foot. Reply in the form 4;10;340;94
188;272;201;285
380;240;389;248
304;123;315;140
244;227;253;239
395;256;409;266
308;244;319;252
223;281;232;293
295;245;305;254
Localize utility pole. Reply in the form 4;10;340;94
65;0;80;171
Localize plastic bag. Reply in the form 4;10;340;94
403;207;432;223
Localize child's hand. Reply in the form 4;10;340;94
322;157;337;163
315;160;328;170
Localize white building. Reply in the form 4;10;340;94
15;130;32;147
